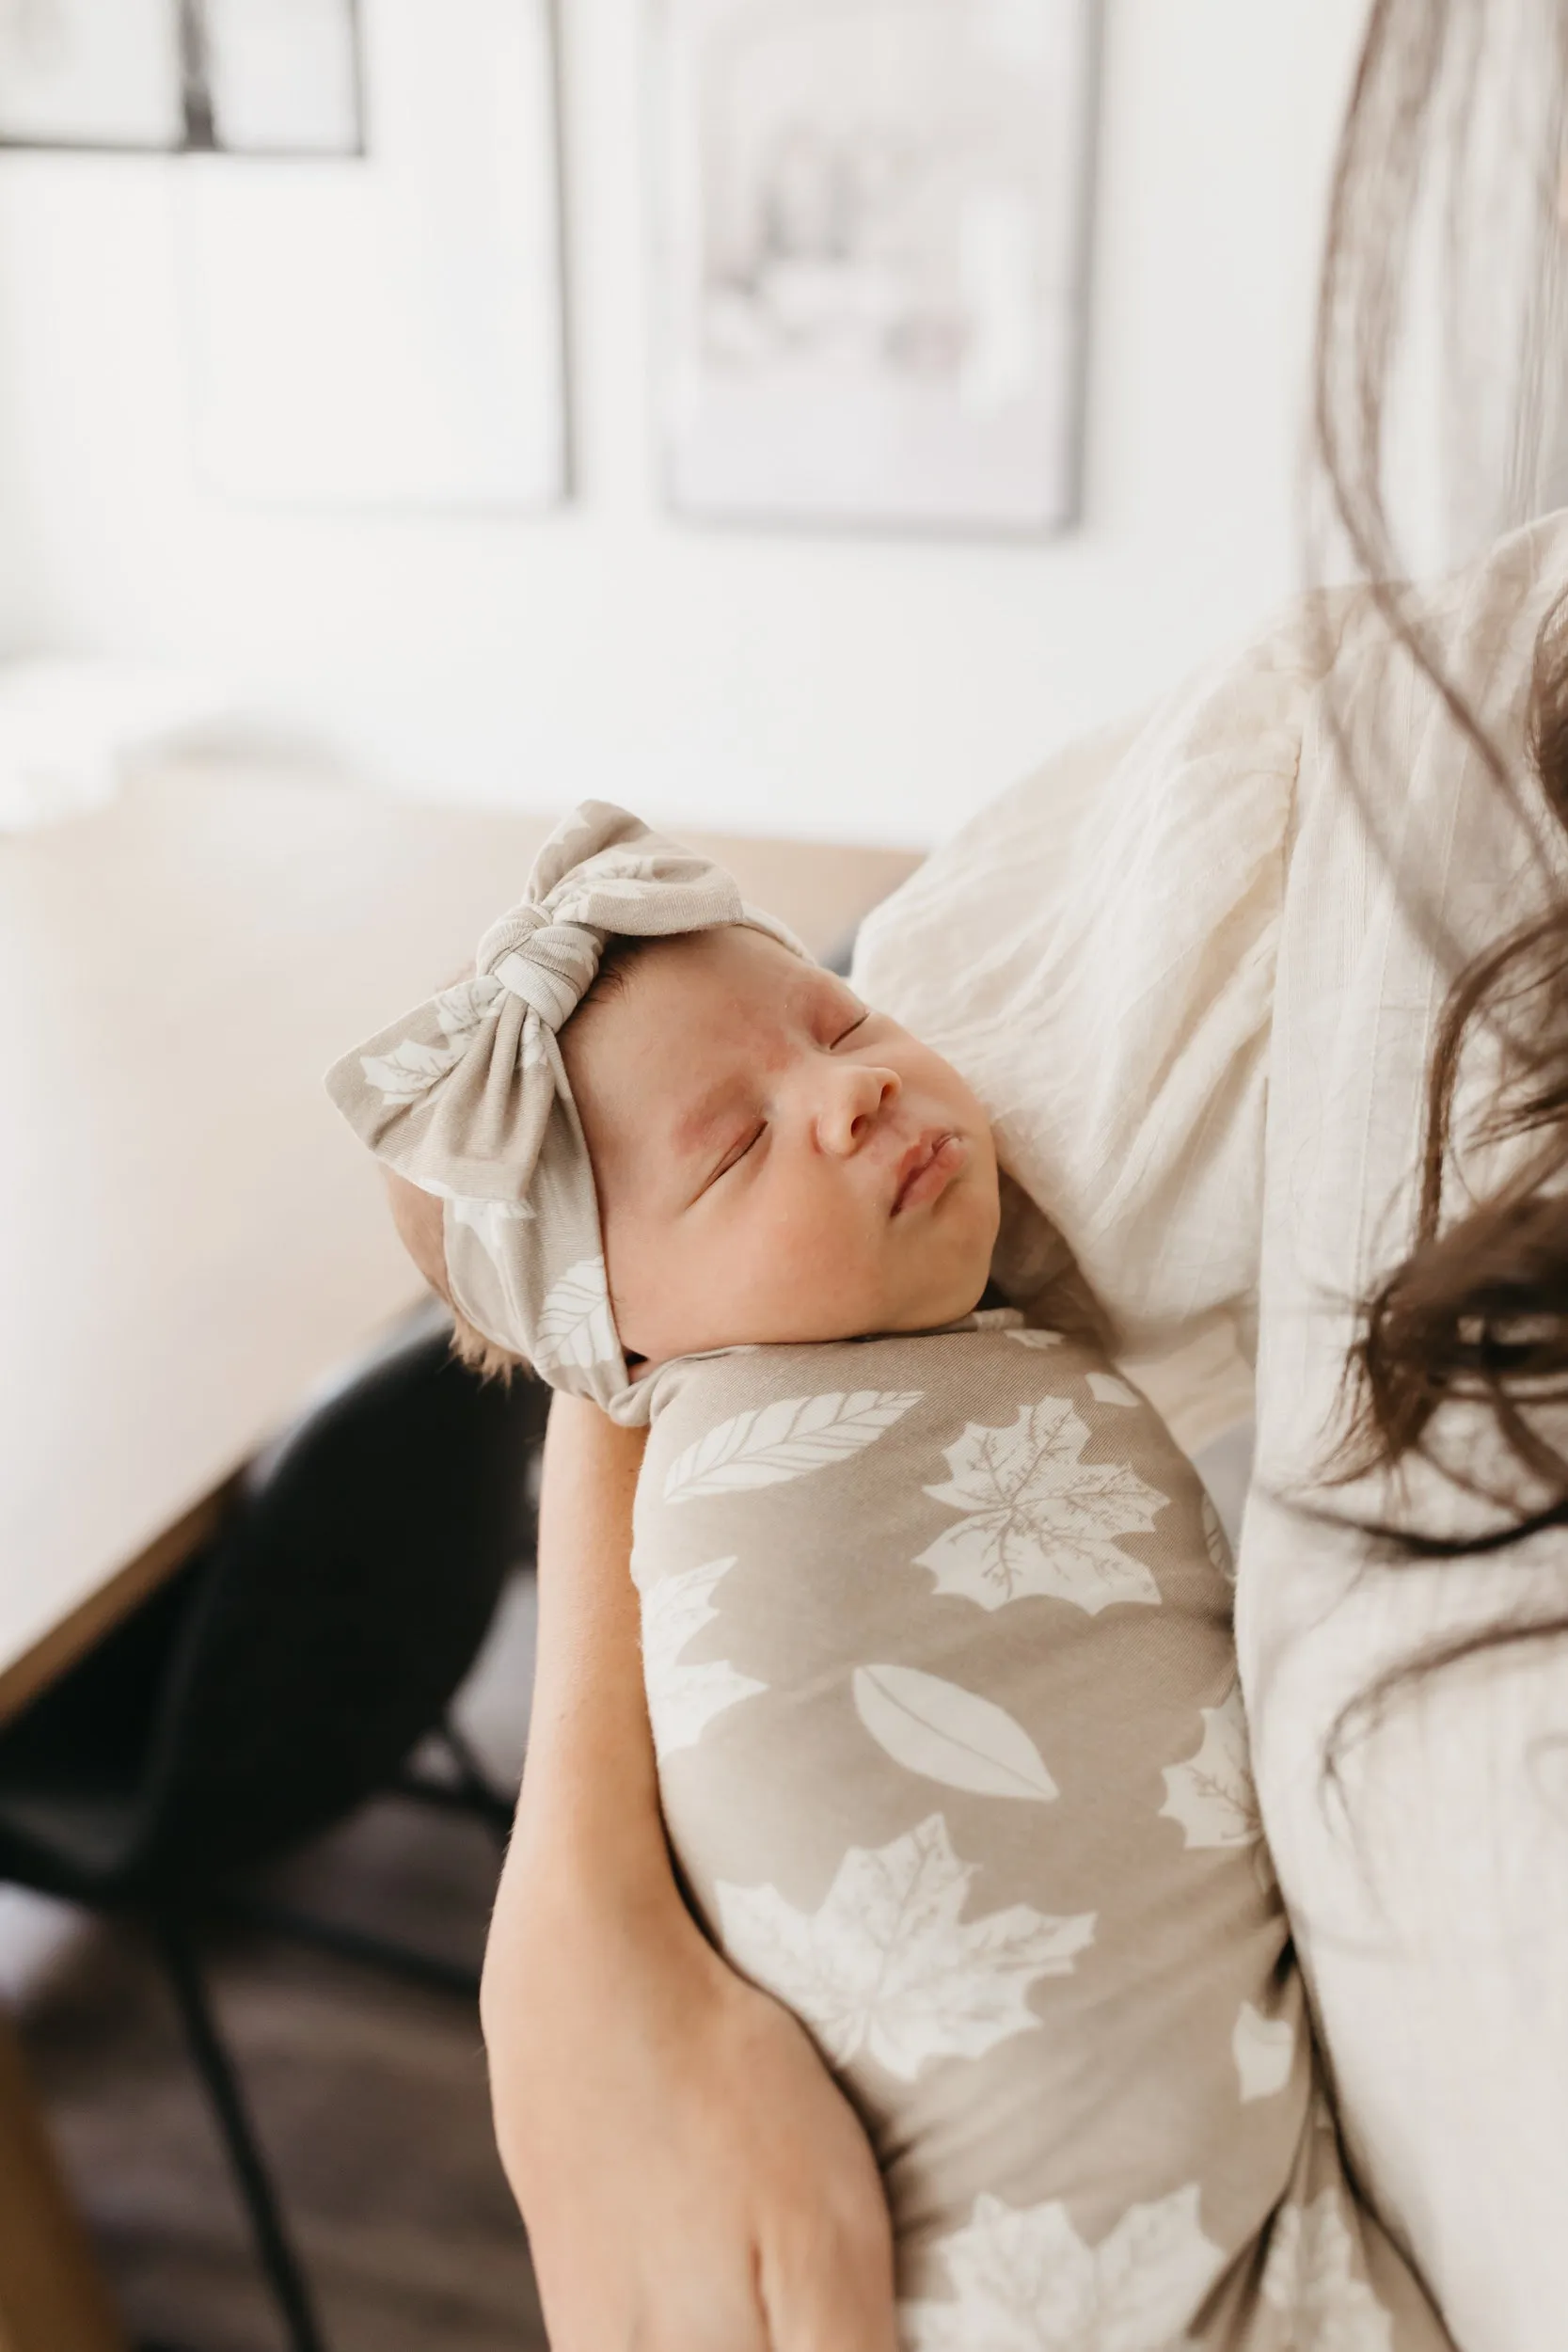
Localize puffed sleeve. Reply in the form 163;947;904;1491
852;595;1350;1385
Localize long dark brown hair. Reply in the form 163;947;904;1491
1311;0;1568;1747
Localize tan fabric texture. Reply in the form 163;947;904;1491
634;1313;1449;2351
323;799;804;1411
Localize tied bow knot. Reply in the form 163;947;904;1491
477;904;603;1033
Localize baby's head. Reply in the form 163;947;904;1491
390;920;1000;1376
329;800;1003;1410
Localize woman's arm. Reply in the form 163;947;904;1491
481;1392;897;2352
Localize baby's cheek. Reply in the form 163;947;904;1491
738;1216;870;1338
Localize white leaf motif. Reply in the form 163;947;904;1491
901;2184;1226;2352
447;1195;534;1263
663;1390;922;1503
533;1257;618;1373
717;1815;1092;2081
359;1035;459;1104
1087;1372;1139;1407
542;810;604;862
518;1017;549;1072
1005;1327;1064;1349
916;1397;1166;1613
1232;2000;1295;2102
1260;2186;1394;2351
432;972;504;1040
641;1557;766;1759
852;1665;1058;1803
1159;1683;1259;1849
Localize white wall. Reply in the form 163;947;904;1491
0;0;1368;846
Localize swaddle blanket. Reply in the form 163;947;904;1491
634;1313;1449;2350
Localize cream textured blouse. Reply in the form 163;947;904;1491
852;513;1568;2352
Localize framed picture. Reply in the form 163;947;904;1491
650;0;1099;536
180;0;569;511
0;0;364;156
197;0;364;157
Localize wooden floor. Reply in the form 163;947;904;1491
8;1581;545;2352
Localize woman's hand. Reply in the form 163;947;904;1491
482;1393;897;2350
485;1841;897;2350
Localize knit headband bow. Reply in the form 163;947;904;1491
324;801;806;1414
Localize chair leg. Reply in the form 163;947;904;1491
431;1715;516;1845
390;1722;515;1849
150;1915;330;2352
215;1890;481;2001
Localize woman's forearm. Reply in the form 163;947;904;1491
481;1390;896;2352
483;1392;673;2030
501;1392;663;1898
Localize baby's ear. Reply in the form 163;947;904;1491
382;1168;451;1299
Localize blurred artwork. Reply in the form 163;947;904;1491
198;0;362;155
653;0;1098;534
0;0;362;155
181;0;567;510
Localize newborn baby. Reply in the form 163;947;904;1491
388;919;1006;1382
328;803;1450;2350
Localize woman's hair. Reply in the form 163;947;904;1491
1311;0;1568;1741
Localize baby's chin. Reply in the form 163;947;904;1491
632;1271;993;1367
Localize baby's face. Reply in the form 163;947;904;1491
562;926;1001;1367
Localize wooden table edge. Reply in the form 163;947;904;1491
0;1484;243;1734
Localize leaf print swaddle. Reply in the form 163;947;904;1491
632;1315;1452;2352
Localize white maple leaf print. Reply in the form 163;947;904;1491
1086;1371;1139;1407
852;1665;1058;1803
662;1391;922;1503
1231;1999;1295;2102
716;1814;1092;2081
641;1557;766;1759
359;1034;461;1104
1159;1682;1259;1849
900;2184;1225;2352
533;1256;618;1373
915;1397;1166;1613
1260;2186;1394;2352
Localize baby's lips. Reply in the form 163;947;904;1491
892;1131;966;1215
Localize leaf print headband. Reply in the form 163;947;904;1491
324;800;807;1416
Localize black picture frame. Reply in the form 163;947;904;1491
0;0;365;159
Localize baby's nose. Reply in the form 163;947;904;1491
817;1063;899;1155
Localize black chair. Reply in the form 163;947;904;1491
0;1311;546;2352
